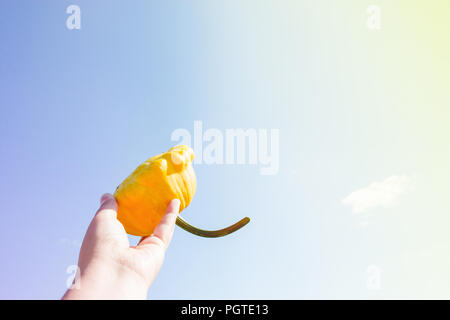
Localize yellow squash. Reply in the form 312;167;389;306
114;145;249;237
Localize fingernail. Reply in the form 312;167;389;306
173;199;181;209
100;193;110;204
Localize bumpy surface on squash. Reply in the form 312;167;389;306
113;145;196;236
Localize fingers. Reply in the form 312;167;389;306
95;193;118;219
138;199;180;250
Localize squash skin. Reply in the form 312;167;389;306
113;145;196;236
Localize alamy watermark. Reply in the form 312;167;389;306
66;264;81;290
366;265;381;290
366;5;381;30
66;5;81;30
171;121;279;175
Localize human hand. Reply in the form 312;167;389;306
62;193;180;300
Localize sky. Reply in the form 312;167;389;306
0;1;450;299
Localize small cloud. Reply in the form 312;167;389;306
342;175;411;214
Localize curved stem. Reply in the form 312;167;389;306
176;215;250;238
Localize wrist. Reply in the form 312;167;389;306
62;261;148;300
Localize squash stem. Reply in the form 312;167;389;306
176;216;250;238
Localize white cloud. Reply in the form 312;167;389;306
342;175;411;214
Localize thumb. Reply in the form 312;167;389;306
137;199;180;250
